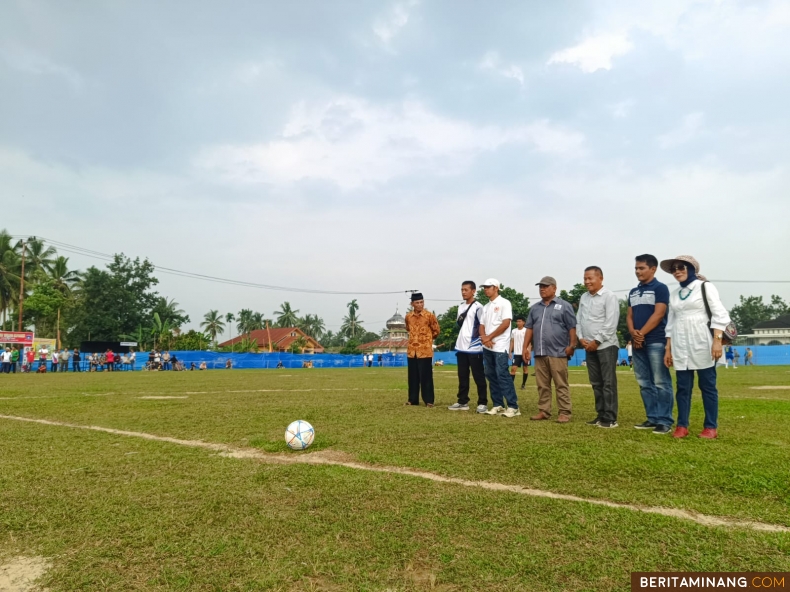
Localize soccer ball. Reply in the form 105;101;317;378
285;420;315;450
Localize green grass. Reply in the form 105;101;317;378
1;366;788;590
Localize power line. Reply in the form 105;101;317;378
11;235;416;297
9;235;790;304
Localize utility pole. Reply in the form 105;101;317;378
266;320;272;353
17;241;26;331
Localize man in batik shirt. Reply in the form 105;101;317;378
404;292;440;407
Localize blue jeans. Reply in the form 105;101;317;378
632;342;674;427
483;349;518;409
675;366;718;429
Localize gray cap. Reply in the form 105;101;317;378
535;276;557;287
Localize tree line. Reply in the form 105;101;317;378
0;231;382;352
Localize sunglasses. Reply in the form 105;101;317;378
670;264;687;272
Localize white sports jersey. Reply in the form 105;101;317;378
455;301;483;353
511;327;527;355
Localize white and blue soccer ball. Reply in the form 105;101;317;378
285;420;315;450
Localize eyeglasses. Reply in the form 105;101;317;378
670;264;687;272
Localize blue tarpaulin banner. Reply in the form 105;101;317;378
150;344;789;370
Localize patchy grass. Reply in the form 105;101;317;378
0;366;788;590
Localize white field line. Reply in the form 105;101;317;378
749;386;790;390
1;414;787;534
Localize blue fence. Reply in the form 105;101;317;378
158;351;408;370
117;344;790;370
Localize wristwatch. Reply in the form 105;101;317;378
714;334;722;340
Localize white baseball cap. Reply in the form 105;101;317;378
480;278;500;288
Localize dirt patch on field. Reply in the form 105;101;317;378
0;556;50;592
404;564;456;591
301;449;357;464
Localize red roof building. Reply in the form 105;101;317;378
218;327;324;353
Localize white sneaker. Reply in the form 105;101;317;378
485;406;505;415
447;403;469;411
476;404;488;414
502;407;521;418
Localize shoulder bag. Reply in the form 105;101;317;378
701;282;738;345
456;301;478;329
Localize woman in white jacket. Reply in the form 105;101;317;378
661;255;731;440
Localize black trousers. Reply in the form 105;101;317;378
586;345;619;423
407;357;435;405
456;352;487;406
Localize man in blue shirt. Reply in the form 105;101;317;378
627;254;674;435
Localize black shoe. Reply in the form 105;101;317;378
634;421;656;430
597;421;619;429
652;425;672;435
585;418;601;425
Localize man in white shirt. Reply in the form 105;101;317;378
38;347;49;370
448;281;488;413
479;278;519;417
1;348;11;374
577;266;621;428
509;316;529;389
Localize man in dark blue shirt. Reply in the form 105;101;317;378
627;254;674;434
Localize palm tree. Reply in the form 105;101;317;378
290;336;309;354
48;256;83;295
298;314;325;340
312;315;326;340
225;312;236;352
347;299;359;316
150;312;173;349
237;309;253;337
201;310;226;346
250;312;265;332
25;237;56;276
0;230;22;328
274;302;300;327
153;297;189;327
340;309;365;340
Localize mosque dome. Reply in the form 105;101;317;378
386;310;407;331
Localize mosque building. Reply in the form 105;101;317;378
358;308;410;354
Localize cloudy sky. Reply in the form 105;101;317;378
2;0;789;336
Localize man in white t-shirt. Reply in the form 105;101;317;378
38;347;49;369
1;348;11;373
509;316;529;389
448;280;488;413
479;278;519;417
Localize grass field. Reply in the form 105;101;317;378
1;365;789;591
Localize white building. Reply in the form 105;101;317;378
739;315;790;345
